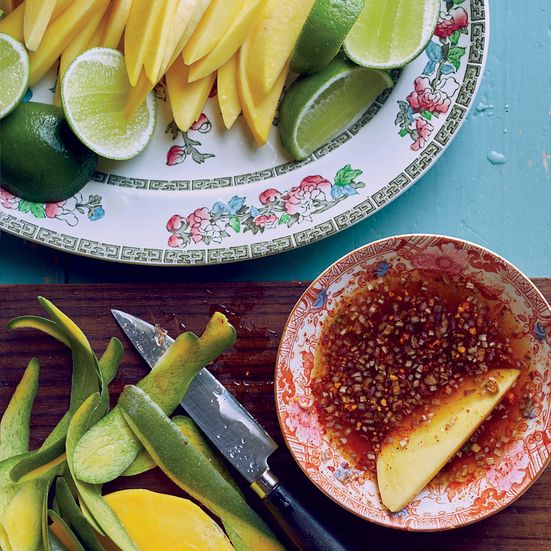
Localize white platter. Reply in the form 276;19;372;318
0;0;488;265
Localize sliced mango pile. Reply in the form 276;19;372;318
0;0;315;145
0;299;283;551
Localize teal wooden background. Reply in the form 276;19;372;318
1;1;550;283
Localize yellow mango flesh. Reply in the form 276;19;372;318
245;0;315;100
54;3;109;105
0;524;12;551
124;0;210;118
377;369;520;513
217;52;241;129
188;0;265;82
0;4;24;41
124;70;153;120
237;42;287;145
29;0;108;85
124;0;162;86
0;0;70;43
143;0;179;84
182;0;242;65
19;453;66;482
86;10;107;48
23;0;56;51
166;55;215;131
103;489;234;551
3;481;43;551
161;0;211;71
100;0;133;49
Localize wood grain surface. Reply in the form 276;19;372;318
1;281;550;551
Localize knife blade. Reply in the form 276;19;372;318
112;309;349;551
111;309;277;484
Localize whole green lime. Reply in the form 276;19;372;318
0;102;97;202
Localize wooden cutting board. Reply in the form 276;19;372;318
1;281;550;551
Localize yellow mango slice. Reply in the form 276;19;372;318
0;0;69;43
143;0;179;84
161;0;212;71
124;0;163;86
0;3;24;40
245;0;315;99
125;0;211;118
104;489;234;551
166;55;215;131
23;0;56;51
3;481;43;551
237;43;288;145
86;9;108;48
188;0;265;82
217;52;240;129
182;0;243;66
124;70;153;120
29;0;109;85
54;4;109;105
0;525;11;551
18;453;66;482
51;0;68;16
100;0;132;49
377;369;520;513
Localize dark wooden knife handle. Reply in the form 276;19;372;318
263;481;350;551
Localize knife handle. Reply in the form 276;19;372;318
256;471;349;551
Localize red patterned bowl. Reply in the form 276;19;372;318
275;235;551;531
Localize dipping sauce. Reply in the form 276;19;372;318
311;270;531;474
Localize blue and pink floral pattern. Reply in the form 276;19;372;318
396;0;469;150
166;165;365;247
0;188;104;226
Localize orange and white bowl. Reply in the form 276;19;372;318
275;234;551;531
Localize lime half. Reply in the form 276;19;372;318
279;54;393;160
0;33;30;119
344;0;440;69
61;47;156;160
290;0;365;75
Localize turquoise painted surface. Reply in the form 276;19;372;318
1;1;550;283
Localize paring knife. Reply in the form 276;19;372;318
112;310;349;551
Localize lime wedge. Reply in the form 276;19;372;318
61;47;156;160
290;0;365;75
344;0;440;69
279;54;393;160
0;33;30;119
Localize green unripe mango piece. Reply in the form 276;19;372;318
0;358;41;551
7;315;123;386
66;394;139;551
38;297;103;417
55;477;105;551
2;453;65;551
9;437;66;483
0;358;40;462
119;385;284;551
122;415;241;494
48;510;86;551
73;312;236;484
7;316;70;347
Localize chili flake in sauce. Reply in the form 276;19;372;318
312;270;529;472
